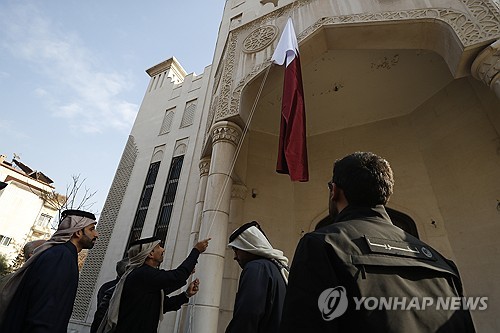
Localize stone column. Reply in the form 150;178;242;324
190;157;211;245
191;121;242;333
218;183;247;331
176;157;211;333
472;39;500;100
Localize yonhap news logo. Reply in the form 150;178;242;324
318;286;488;321
317;286;349;321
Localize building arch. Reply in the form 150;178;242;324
203;1;499;140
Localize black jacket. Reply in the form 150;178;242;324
280;205;476;333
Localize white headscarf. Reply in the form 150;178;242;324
0;211;96;322
97;239;161;333
228;223;289;283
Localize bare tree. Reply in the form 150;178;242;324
24;173;98;230
45;174;98;229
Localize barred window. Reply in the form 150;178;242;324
0;235;12;246
124;161;161;254
154;155;184;244
35;213;52;228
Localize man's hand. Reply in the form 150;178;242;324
194;238;211;253
186;278;200;297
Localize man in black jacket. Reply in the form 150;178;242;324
97;236;210;333
280;152;476;333
90;257;129;333
226;221;289;333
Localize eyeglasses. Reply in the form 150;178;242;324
327;181;333;191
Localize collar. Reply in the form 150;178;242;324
64;241;78;257
334;205;392;224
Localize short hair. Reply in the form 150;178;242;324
332;152;394;206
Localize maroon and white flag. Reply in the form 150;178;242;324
271;17;308;182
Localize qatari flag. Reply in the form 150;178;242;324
271;17;309;182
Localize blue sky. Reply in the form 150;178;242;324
0;1;225;217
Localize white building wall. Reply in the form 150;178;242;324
0;166;56;263
69;62;213;333
0;183;44;260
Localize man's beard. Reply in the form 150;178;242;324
80;233;96;249
329;202;339;221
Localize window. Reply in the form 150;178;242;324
154;155;184;244
180;100;196;128
159;108;175;135
35;213;52;228
0;235;12;246
124;161;161;253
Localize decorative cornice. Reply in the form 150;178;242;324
231;183;248;200
472;39;500;90
211;121;242;146
199;158;211;177
146;56;187;78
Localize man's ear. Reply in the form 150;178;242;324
72;229;83;239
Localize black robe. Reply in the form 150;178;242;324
114;248;200;333
0;241;79;333
226;258;286;333
96;277;119;305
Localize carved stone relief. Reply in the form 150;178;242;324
199;158;211;177
472;39;500;96
211;122;242;147
242;25;278;53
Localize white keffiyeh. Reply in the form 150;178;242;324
228;225;289;283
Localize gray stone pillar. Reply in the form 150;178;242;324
472;39;500;100
218;183;247;332
191;121;242;333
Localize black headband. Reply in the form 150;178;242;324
130;236;161;248
61;209;96;220
229;221;268;243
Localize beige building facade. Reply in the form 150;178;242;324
70;0;500;332
0;155;57;263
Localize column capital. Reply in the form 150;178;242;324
231;183;247;200
472;39;500;99
210;121;243;147
199;157;211;177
